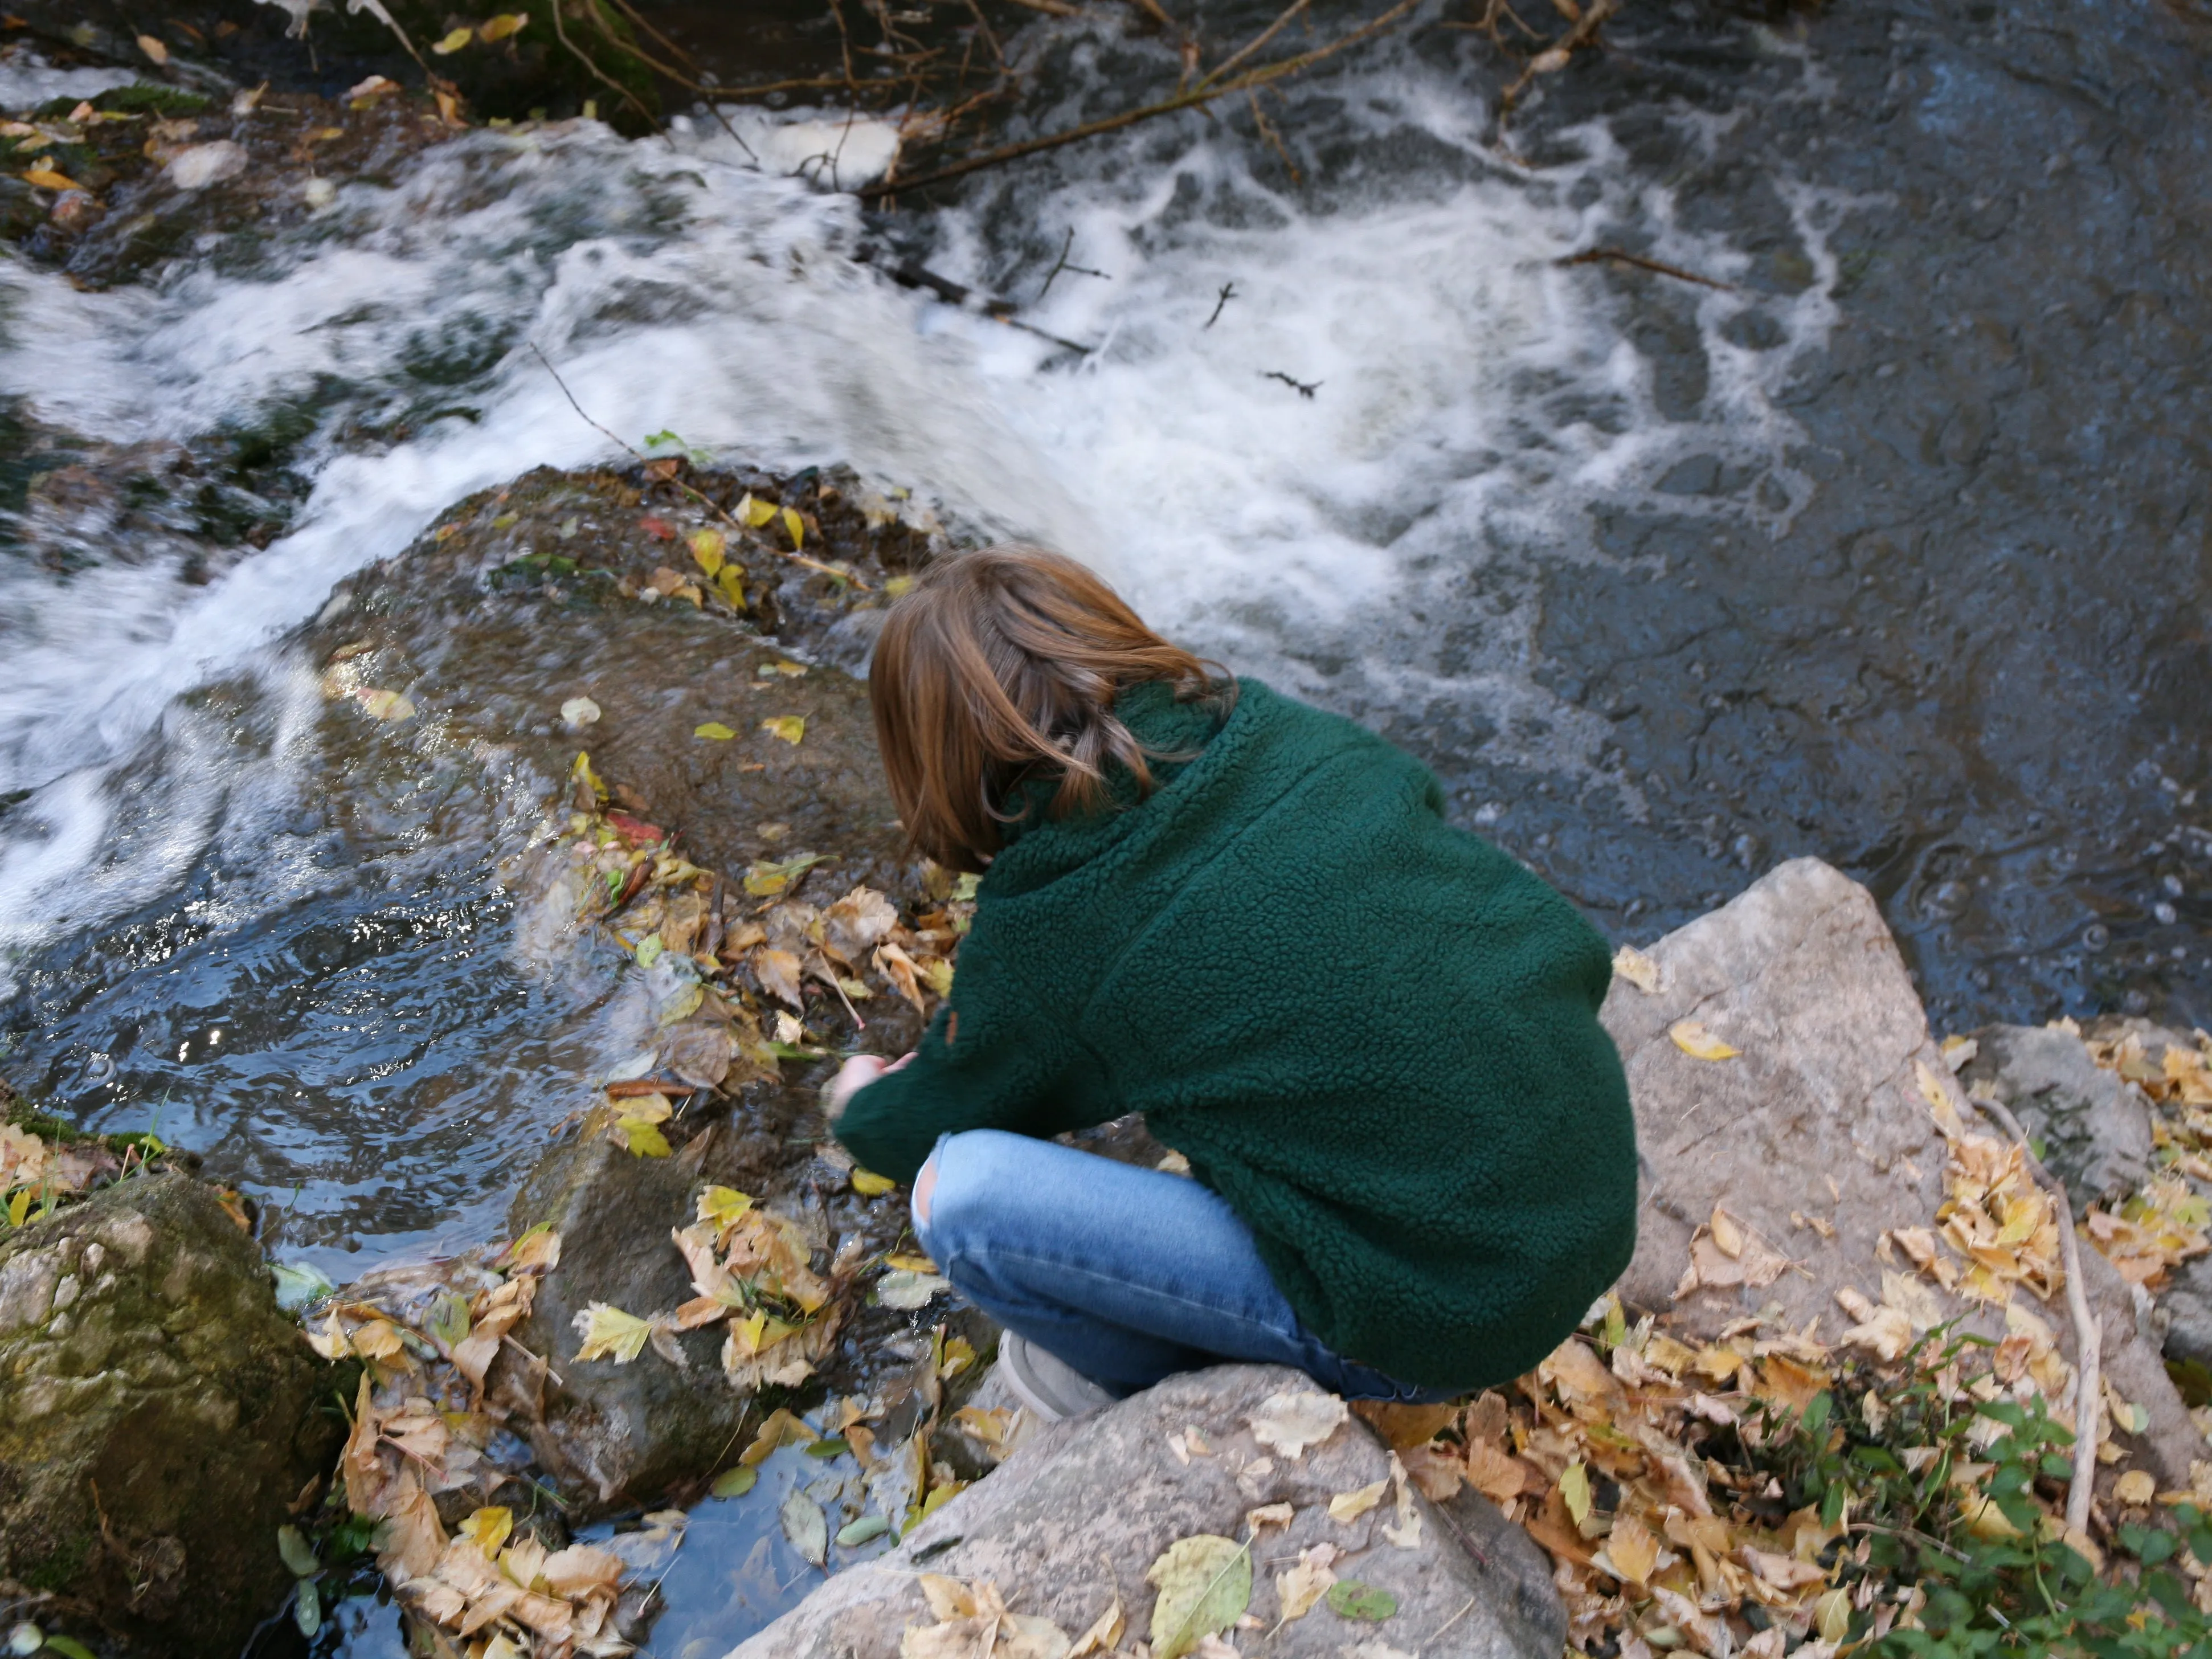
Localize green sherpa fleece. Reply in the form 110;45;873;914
835;677;1638;1392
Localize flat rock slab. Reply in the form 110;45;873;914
1604;856;2202;1488
725;1364;1563;1659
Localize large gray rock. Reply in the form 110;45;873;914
0;1171;343;1658
1958;1024;2153;1209
1603;857;2203;1489
725;1364;1563;1659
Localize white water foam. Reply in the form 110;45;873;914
0;35;1845;987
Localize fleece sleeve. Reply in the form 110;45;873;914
829;976;1115;1187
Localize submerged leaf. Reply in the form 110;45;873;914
695;721;737;741
780;1489;829;1568
710;1466;758;1498
760;716;806;745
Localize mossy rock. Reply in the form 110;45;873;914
0;1171;344;1657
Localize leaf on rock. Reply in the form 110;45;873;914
1275;1544;1338;1623
780;1490;829;1568
698;1184;754;1228
737;492;778;528
852;1167;897;1196
572;1303;655;1363
695;721;737;741
1670;1019;1739;1060
1612;944;1662;993
760;716;806;745
277;1523;320;1578
1146;1535;1251;1659
561;696;600;728
689;528;726;575
1326;1580;1397;1622
782;505;806;548
1328;1478;1388;1522
1248;1389;1348;1458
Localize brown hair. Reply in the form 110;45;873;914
868;544;1233;872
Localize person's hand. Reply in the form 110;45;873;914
823;1051;915;1123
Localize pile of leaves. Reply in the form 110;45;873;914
0;1086;170;1231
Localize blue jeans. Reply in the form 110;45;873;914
911;1129;1453;1402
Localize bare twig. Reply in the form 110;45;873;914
864;255;1096;354
1037;227;1110;299
526;342;866;586
868;0;1421;196
1204;281;1237;328
1197;0;1311;91
1498;0;1616;115
1246;87;1301;181
1970;1092;2103;1539
547;0;661;132
1848;1520;1970;1563
1261;369;1320;398
1559;246;1735;291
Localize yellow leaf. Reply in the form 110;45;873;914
737;492;778;528
2113;1469;2155;1505
884;574;917;599
1959;1492;2025;1540
138;33;170;63
781;505;805;548
432;24;474;51
1611;943;1661;993
698;1185;753;1227
695;721;736;740
620;1119;672;1157
480;11;530;40
23;165;81;192
616;1092;673;1125
1710;1205;1744;1260
1602;1513;1658;1585
884;1252;937;1272
1274;1546;1337;1623
1814;1586;1854;1642
1145;1535;1251;1659
1327;1477;1388;1522
1670;1019;1739;1060
689;527;726;575
573;1302;655;1363
459;1506;513;1554
760;716;805;745
1560;1459;1592;1525
851;1167;896;1196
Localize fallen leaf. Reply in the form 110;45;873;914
138;32;170;63
711;1466;758;1498
837;1513;892;1547
761;715;806;745
1602;1513;1658;1585
877;1269;951;1309
1670;1019;1739;1060
1612;944;1662;992
782;505;806;547
781;1489;829;1568
696;721;736;741
1146;1536;1250;1659
572;1303;655;1363
1710;1206;1745;1260
432;24;473;51
2115;1469;2156;1505
1247;1390;1348;1459
852;1167;897;1196
22;165;80;192
1560;1460;1592;1526
1326;1580;1398;1622
356;688;416;721
458;1507;513;1555
480;11;530;39
1275;1544;1338;1623
561;696;600;728
1328;1478;1389;1522
689;528;726;575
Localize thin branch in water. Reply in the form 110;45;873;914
1199;0;1311;91
1558;246;1735;291
1204;281;1237;328
962;0;1007;75
526;342;866;587
1037;227;1110;299
1260;369;1319;398
868;0;1421;196
1247;87;1300;181
1498;0;1616;117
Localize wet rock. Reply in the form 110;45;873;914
500;1119;782;1511
0;1171;343;1658
1956;1024;2153;1209
1604;857;2203;1490
727;1363;1563;1659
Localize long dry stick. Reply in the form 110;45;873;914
1970;1092;2104;1539
1559;246;1735;291
1197;0;1311;90
869;0;1420;195
527;343;865;588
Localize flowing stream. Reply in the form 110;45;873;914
1;0;2209;1645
